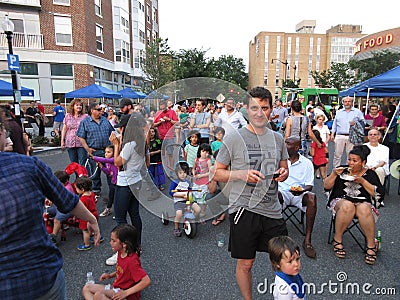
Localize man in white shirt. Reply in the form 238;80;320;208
278;137;317;258
214;97;247;136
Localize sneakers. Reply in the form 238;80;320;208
90;235;105;244
49;233;57;244
99;208;112;217
174;228;182;237
105;252;118;266
77;244;92;251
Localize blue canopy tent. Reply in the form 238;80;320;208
147;90;170;100
118;88;147;99
0;79;34;97
65;83;122;99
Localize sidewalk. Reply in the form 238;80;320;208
31;127;61;155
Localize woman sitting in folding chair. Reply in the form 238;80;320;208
324;145;385;265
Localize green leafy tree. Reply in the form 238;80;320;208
348;50;400;81
328;62;356;90
208;55;248;90
143;38;176;90
175;48;212;79
310;69;331;88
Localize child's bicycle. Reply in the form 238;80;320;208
161;188;202;239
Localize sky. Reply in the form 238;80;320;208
158;0;399;69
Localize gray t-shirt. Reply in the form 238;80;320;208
217;127;288;218
189;111;211;138
117;141;144;186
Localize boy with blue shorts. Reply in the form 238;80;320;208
169;161;201;237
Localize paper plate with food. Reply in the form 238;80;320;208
290;186;304;196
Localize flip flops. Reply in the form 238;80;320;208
212;217;225;226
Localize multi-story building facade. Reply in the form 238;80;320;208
248;20;365;99
0;0;158;104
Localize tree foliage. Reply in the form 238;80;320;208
348;50;400;81
142;39;248;91
142;38;176;90
311;50;400;91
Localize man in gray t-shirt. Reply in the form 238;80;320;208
215;87;289;300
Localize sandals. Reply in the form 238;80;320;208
333;239;346;259
212;217;225;226
365;246;377;265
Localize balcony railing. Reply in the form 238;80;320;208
0;0;41;7
0;32;44;49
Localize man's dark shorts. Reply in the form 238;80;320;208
228;209;287;259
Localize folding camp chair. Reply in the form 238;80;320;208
327;215;366;251
282;205;305;236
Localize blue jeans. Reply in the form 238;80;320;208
114;182;142;244
35;269;66;300
67;147;87;167
88;149;105;192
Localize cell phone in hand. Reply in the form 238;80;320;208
273;173;279;179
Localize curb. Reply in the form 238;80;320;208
33;146;62;156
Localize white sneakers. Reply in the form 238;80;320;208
105;252;118;266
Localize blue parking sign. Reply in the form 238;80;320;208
7;54;20;71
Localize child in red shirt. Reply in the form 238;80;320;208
82;224;151;300
310;129;329;179
74;176;99;251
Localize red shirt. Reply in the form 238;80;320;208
37;104;45;114
311;142;328;166
364;114;386;128
114;252;148;300
154;109;178;139
78;192;98;230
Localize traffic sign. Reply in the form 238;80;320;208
216;93;225;102
7;54;20;71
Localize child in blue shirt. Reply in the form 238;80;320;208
169;161;201;237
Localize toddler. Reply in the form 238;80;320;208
169;161;201;237
268;236;306;300
82;224;151;300
192;143;212;218
310;129;328;179
74;176;100;251
47;170;75;243
93;145;118;217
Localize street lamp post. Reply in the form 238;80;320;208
271;58;297;83
2;15;21;116
271;58;288;84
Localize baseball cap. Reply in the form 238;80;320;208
114;114;131;128
119;98;133;108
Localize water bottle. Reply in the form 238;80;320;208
86;272;95;285
377;230;382;250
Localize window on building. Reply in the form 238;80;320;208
9;18;24;33
96;25;103;52
53;0;70;5
115;39;130;63
54;16;72;46
20;63;38;75
51;64;73;76
146;4;151;23
95;0;102;17
139;29;145;43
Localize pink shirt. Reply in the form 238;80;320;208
63;113;88;148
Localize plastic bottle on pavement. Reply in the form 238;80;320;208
86;272;95;285
377;230;382;250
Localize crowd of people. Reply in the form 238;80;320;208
0;89;399;299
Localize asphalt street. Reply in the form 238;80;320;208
36;144;399;300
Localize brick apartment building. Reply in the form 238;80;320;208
0;0;158;105
249;20;365;99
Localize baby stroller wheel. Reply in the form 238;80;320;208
161;211;169;225
184;219;197;238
